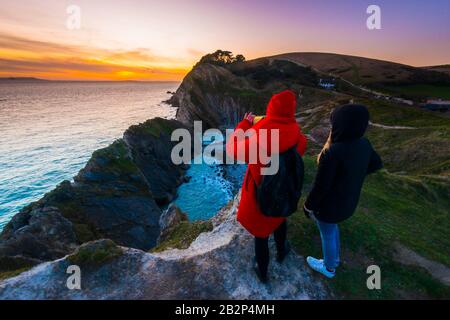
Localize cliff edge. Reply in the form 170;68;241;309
0;195;329;299
0;118;188;273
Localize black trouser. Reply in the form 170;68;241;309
254;220;287;277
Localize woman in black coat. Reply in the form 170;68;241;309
304;104;383;278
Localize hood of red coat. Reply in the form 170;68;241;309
265;90;297;121
251;90;302;153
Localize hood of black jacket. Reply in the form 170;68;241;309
330;104;369;143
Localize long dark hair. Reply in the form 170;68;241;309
317;132;331;163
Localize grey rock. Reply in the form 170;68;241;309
170;64;248;129
158;204;188;243
0;206;78;264
0;196;329;300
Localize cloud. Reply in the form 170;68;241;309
0;32;81;54
0;33;189;80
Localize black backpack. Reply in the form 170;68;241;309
256;146;304;217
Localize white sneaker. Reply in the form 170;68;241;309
306;256;335;278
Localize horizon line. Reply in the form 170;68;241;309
2;50;449;82
0;77;181;83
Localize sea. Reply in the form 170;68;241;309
0;81;244;231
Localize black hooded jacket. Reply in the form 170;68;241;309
305;104;383;223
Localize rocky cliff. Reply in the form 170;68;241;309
0;118;188;273
170;58;321;128
0;195;328;299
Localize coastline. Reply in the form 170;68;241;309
0;81;178;231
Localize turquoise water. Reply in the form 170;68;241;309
0;81;245;230
175;157;246;221
174;132;246;220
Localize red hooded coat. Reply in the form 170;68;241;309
226;90;307;238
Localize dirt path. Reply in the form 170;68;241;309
394;243;450;286
369;121;416;130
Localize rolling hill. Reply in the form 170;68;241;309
248;52;450;101
422;65;450;76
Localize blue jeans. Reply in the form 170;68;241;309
316;219;340;270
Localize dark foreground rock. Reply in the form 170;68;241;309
0;196;329;300
0;118;187;272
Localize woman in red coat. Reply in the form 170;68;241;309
226;90;307;282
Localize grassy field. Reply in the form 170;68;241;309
291;101;450;298
377;84;450;101
364;98;450;127
361;99;450;175
281;86;450;298
289;157;450;299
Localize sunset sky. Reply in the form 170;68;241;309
1;0;449;81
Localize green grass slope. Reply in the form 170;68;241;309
291;93;450;299
363;99;450;175
375;84;450;101
289;157;450;299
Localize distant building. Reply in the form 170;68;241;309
422;99;450;111
318;78;336;89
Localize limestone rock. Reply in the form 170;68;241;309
0;195;329;300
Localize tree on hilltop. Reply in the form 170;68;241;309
197;50;246;66
235;54;246;63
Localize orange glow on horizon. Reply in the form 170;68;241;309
0;39;192;81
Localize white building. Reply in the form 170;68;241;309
318;78;336;89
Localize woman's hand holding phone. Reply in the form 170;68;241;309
243;112;255;124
